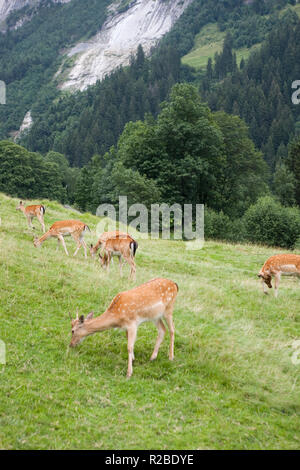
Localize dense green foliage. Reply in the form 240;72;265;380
0;141;79;202
72;84;268;216
160;0;295;55
286;138;300;205
4;82;300;249
22;44;183;166
243;196;300;249
204;196;300;250
203;12;300;170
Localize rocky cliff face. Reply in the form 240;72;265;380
59;0;193;91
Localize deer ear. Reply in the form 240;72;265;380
86;311;94;320
79;315;85;323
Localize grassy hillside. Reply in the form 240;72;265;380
181;23;259;69
0;192;299;450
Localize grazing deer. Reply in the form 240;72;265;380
34;220;90;258
258;254;300;297
90;231;132;257
69;278;178;377
16;201;46;233
90;231;138;280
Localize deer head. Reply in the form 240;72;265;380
98;251;110;269
16;201;24;211
258;272;272;288
89;244;97;257
69;309;94;347
33;236;41;247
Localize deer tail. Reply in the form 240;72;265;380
130;240;138;257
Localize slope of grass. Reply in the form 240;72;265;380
0;193;299;450
181;23;259;69
182;4;300;71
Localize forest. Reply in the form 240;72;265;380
2;82;300;249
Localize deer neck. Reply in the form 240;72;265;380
94;239;103;252
85;311;118;334
37;230;52;244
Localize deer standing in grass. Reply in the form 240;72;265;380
258;254;300;297
34;220;90;258
90;231;138;280
16;201;46;233
69;278;178;377
89;231;129;257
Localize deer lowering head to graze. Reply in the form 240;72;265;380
258;254;300;297
100;236;138;280
16;201;46;233
90;231;138;280
69;278;178;377
33;220;90;258
89;231;132;257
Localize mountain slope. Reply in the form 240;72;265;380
59;0;192;91
0;0;71;30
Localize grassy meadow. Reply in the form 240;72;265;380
181;23;259;70
0;192;299;449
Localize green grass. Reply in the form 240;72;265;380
182;5;300;71
0;193;299;449
181;23;260;70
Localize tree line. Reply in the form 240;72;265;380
2;83;300;249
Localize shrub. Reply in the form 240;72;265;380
204;209;246;243
243;196;300;249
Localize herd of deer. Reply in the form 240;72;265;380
16;201;300;377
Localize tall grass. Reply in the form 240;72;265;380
0;193;299;449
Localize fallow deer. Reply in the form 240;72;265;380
69;278;178;377
90;231;138;280
34;220;90;258
258;254;300;297
16;201;46;233
89;230;133;257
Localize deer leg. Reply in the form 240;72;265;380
119;255;123;277
106;252;111;273
27;215;34;230
37;214;45;233
81;237;87;259
262;279;268;295
126;325;137;378
58;234;69;256
127;256;136;281
150;319;166;361
164;310;175;361
73;243;81;257
126;330;134;360
72;234;82;257
274;273;281;298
